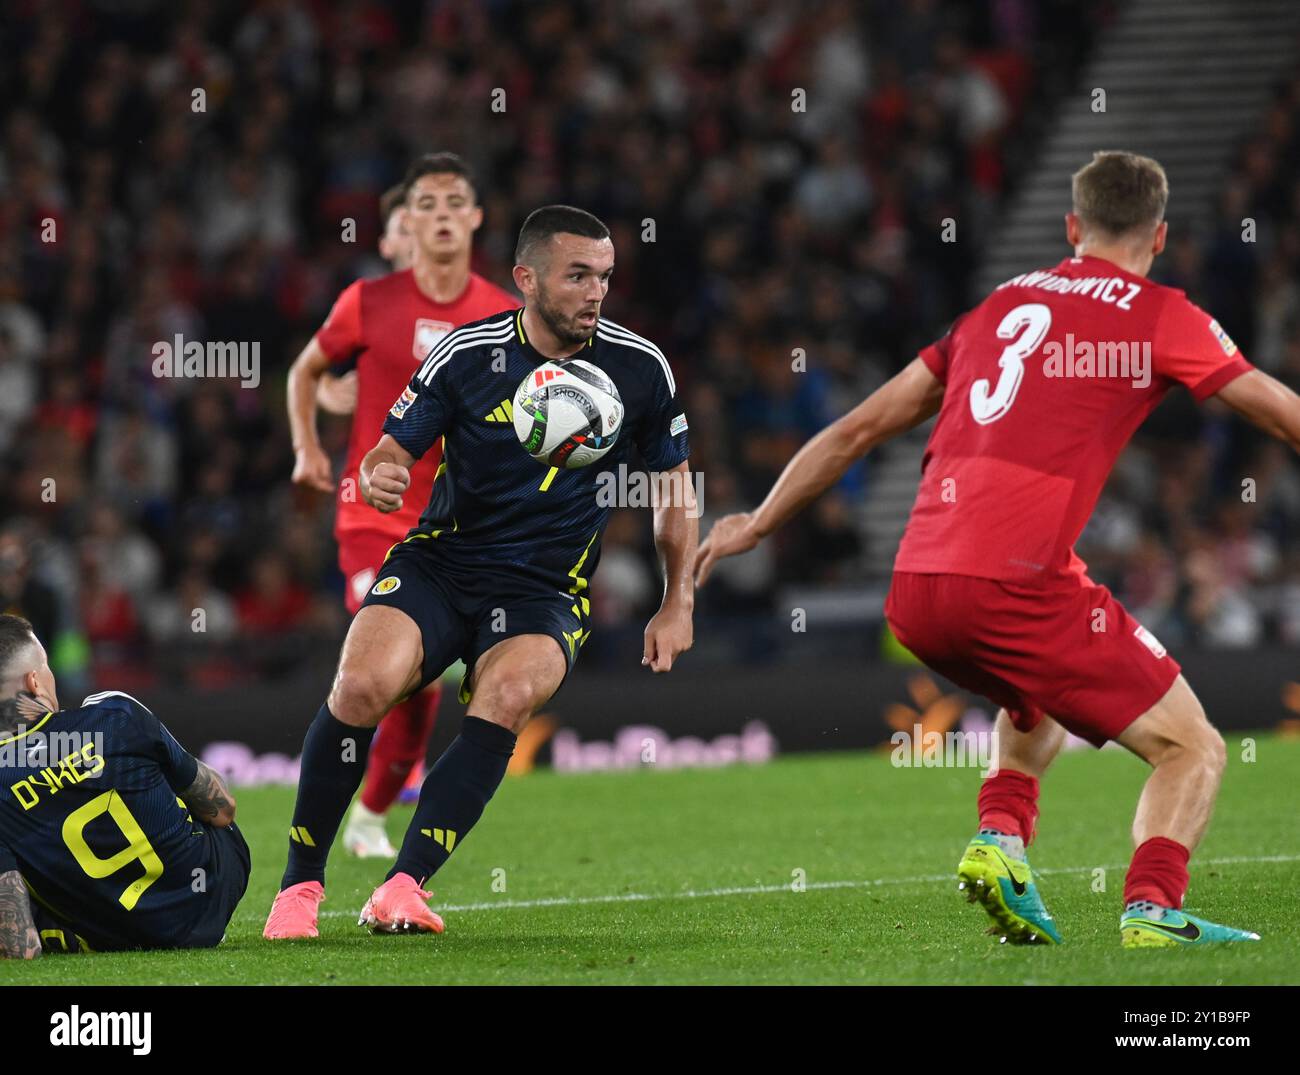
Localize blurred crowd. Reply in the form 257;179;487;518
7;0;1291;692
1079;69;1300;650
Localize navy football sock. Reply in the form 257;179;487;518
389;716;516;884
281;705;376;888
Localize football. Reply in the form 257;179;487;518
512;359;624;469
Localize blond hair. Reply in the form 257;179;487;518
1071;151;1168;239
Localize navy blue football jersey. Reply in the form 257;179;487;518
382;308;690;588
0;691;219;951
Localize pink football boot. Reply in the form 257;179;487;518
263;881;325;940
358;873;446;934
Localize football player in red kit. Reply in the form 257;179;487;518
313;183;416;418
287;153;518;857
696;152;1300;947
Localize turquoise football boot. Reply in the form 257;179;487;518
956;833;1063;945
1121;903;1260;948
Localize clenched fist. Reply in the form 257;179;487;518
366;461;411;513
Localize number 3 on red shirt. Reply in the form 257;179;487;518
969;303;1052;425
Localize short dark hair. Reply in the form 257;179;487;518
0;615;37;726
515;205;610;265
1072;151;1168;239
0;614;36;682
379;183;406;227
402;152;476;200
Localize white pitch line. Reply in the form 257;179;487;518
319;852;1300;918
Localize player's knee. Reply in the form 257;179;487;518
1152;713;1224;777
1197;724;1227;777
474;674;538;729
328;670;393;727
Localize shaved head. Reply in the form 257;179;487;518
0;615;38;684
0;614;57;723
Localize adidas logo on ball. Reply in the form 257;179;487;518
513;360;624;469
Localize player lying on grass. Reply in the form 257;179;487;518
264;205;696;939
0;615;247;958
696;151;1299;948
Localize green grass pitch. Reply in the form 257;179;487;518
13;734;1299;985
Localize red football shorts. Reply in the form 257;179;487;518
339;530;403;615
884;571;1181;747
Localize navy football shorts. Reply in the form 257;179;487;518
359;538;594;704
184;821;251;949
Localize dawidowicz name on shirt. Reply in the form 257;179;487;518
1040;334;1152;388
151;334;261;388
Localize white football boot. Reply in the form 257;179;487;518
342;801;397;858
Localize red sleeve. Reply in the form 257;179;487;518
917;314;966;385
482;281;520;313
316;280;365;368
1154;297;1254;401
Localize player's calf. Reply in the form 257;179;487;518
959;723;1065;944
1119;675;1224;853
344;690;440;858
360;635;561;927
266;606;426;940
1112;676;1253;947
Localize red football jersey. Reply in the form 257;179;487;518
315;269;520;540
894;254;1253;583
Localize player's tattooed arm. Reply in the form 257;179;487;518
361;433;417;513
0;870;41;960
181;761;237;828
695;357;943;585
644;460;697;673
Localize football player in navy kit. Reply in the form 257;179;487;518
265;205;697;940
0;615;247;957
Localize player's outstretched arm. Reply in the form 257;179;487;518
0;869;41;960
643;460;698;673
181;761;237;828
287;336;338;493
1213;369;1300;452
694;357;944;585
360;433;417;513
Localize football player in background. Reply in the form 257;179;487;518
696;152;1299;948
287;153;518;858
313;183;416;417
0;615;246;957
